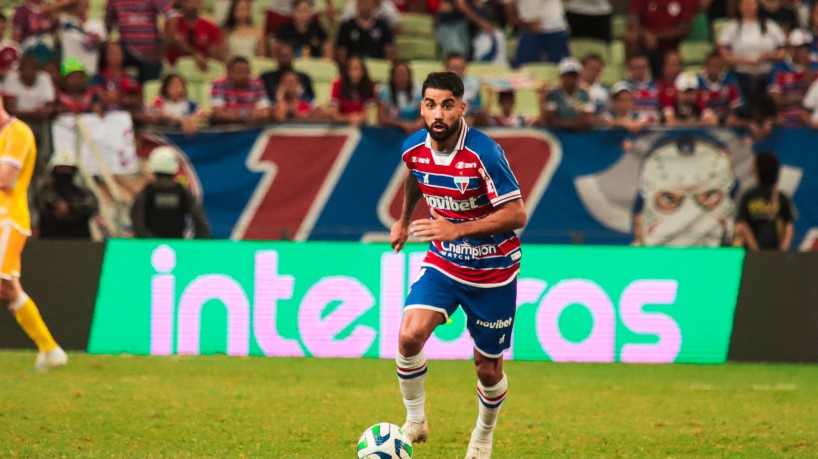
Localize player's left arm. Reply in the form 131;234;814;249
411;201;526;242
0;126;26;191
0;164;20;191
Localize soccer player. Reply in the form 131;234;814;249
390;72;527;459
0;91;66;372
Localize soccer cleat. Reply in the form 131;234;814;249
34;346;67;373
401;418;429;444
464;436;493;459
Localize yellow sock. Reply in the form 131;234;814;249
12;297;58;352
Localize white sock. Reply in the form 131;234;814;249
473;373;508;442
396;351;427;422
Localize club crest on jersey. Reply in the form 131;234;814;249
454;176;469;194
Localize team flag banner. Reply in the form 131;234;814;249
142;125;818;250
88;240;744;364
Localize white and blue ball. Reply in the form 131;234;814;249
356;423;413;459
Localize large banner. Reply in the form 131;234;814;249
88;240;744;363
145;126;818;249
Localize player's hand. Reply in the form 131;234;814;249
390;221;409;252
411;208;460;242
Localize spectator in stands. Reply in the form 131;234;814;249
58;0;105;75
274;0;332;59
698;51;743;124
341;0;402;32
733;93;777;139
444;52;487;125
718;0;786;103
35;149;98;240
105;0;176;83
539;57;595;130
377;60;422;133
122;79;159;125
452;0;505;60
272;69;325;120
503;0;570;67
619;54;661;123
328;55;377;126
3;53;56;126
734;151;794;251
335;0;395;64
167;0;224;71
603;82;650;134
211;56;271;124
626;0;696;77
489;89;532;127
260;42;316;102
657;50;683;108
4;53;56;168
580;54;609;115
152;73;203;135
56;57;97;114
768;29;817;126
434;0;471;58
223;0;266;59
760;0;798;33
131;146;211;239
0;13;21;81
808;4;818;62
265;0;336;38
565;0;613;42
91;41;140;112
662;71;719;125
13;0;70;64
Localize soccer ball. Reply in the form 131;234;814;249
356;423;413;459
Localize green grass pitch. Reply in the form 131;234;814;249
0;351;816;458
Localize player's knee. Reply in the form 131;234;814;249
474;358;503;386
398;328;427;355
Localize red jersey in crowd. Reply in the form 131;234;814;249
768;59;818;127
12;1;56;42
697;73;742;121
58;89;96;113
329;79;377;115
628;0;696;51
166;16;221;64
210;77;271;112
623;79;660;123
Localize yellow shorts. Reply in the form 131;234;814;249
0;225;26;280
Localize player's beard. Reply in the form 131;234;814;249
425;117;461;142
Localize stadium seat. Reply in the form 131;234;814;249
365;58;392;84
612;15;627;39
400;13;435;37
513;87;541;118
600;65;623;86
712;18;731;42
293;58;339;83
520;63;560;85
142;79;162;106
570;38;609;61
410;60;444;81
173;57;225;84
680;41;714;64
467;62;511;81
506;37;519;61
251;57;278;74
608;40;625;68
189;81;213;112
396;37;438;61
684;64;704;76
312;81;332;108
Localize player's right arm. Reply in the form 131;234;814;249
390;170;422;252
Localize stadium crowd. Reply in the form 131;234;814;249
0;0;807;248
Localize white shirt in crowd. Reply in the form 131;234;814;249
59;14;106;76
584;81;610;114
2;71;55;112
565;0;612;16
803;79;818;122
503;0;567;34
717;19;786;74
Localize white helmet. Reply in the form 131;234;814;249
148;146;179;175
49;149;78;170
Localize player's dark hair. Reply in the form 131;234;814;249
705;50;722;63
422;72;464;99
755;151;780;190
627;54;648;66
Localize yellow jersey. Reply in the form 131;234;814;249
0;118;36;234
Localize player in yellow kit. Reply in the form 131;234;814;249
0;93;66;372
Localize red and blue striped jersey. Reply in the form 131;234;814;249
402;120;522;288
768;60;818;127
697;72;742;121
105;0;176;62
622;79;660;123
